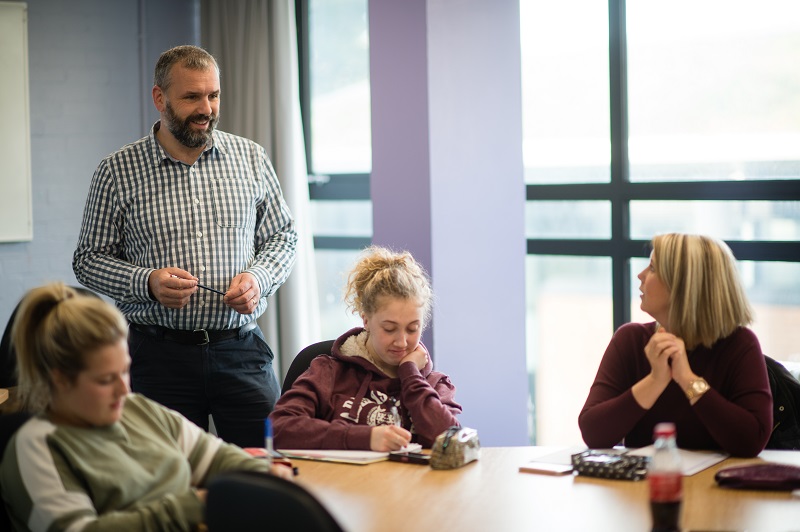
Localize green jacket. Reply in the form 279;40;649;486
1;394;270;531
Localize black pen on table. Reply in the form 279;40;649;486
169;274;225;296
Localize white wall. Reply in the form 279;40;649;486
0;0;198;327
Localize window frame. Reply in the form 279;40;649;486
296;0;372;252
296;0;800;319
526;0;800;330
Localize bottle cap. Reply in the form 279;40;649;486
653;422;676;438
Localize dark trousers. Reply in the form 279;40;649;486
128;325;280;448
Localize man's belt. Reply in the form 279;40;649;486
129;321;258;346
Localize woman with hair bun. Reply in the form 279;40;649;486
0;283;292;532
579;233;772;457
271;246;461;451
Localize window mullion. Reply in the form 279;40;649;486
609;0;630;329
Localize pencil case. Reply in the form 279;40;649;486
571;450;650;481
429;426;481;470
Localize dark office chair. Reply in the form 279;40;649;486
281;340;335;394
205;469;345;532
0;411;32;530
0;301;21;389
765;355;800;450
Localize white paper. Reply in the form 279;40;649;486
627;445;728;476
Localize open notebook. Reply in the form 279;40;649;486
279;444;423;465
278;450;390;465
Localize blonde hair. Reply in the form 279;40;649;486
344;246;433;325
651;233;753;349
12;283;128;413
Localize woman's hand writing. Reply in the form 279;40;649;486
370;425;412;451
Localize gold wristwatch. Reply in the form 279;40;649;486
685;378;710;400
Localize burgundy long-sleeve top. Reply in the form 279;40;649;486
579;322;772;457
271;328;461;450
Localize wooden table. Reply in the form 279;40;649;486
293;447;800;532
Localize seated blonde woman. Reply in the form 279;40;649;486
0;283;292;532
579;233;772;457
271;246;461;451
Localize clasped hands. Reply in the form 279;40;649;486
148;268;261;314
644;327;698;393
632;327;703;409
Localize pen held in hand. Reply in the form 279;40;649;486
169;274;225;296
196;283;225;296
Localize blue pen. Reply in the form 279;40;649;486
264;418;274;469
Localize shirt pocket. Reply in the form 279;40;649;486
210;177;256;228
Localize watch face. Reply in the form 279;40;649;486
692;379;709;394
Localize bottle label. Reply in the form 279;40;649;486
649;472;682;502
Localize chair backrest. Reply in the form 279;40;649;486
0;411;33;530
281;340;334;395
765;355;800;450
205;470;344;532
0;301;21;389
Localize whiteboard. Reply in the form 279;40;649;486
0;2;32;242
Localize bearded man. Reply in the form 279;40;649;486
73;45;297;448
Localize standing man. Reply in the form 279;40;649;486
73;45;297;448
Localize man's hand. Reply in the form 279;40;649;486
148;269;198;308
224;272;261;314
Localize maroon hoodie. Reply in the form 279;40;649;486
271;327;462;449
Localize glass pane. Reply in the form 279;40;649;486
630;259;800;361
630;201;800;241
309;0;371;174
519;0;610;184
526;200;610;239
627;0;800;182
526;255;612;445
315;249;364;341
310;200;372;237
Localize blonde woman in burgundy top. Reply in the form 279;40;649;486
579;233;772;457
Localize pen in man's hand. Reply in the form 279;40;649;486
170;274;225;295
196;283;225;296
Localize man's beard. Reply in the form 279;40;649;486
164;100;219;149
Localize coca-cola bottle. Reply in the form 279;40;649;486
648;422;682;532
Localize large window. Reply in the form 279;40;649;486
297;0;371;339
522;0;800;445
297;1;800;447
